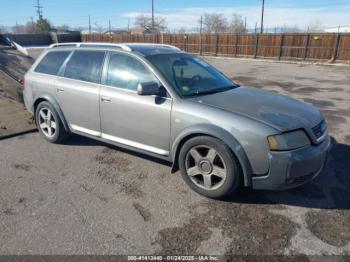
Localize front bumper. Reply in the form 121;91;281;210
252;135;331;190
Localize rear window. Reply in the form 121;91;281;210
34;51;71;75
63;50;105;83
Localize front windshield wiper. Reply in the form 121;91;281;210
184;85;239;97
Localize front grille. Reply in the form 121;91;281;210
312;120;326;139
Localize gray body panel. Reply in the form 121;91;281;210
55;77;101;133
23;44;330;190
100;85;172;155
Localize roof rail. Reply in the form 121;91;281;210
49;42;181;52
125;43;181;50
49;42;132;52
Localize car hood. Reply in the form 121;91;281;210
190;86;322;132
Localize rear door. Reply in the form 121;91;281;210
99;51;172;155
55;50;106;135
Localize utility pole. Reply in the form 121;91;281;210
127;18;130;31
260;0;265;34
151;0;155;32
89;15;91;34
109;20;111;33
34;0;43;19
199;15;203;56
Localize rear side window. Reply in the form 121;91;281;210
34;51;71;75
64;50;105;83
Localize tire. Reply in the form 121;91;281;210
178;136;241;199
35;101;70;143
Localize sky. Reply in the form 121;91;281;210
0;0;349;31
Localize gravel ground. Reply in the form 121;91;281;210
0;57;349;256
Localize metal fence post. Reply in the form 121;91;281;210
199;32;203;56
169;33;173;45
303;34;311;60
278;33;284;60
235;33;239;57
183;34;188;52
254;33;259;58
331;33;341;63
215;34;219;56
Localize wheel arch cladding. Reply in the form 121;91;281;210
33;93;70;133
171;124;253;187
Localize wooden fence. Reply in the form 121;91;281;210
82;33;350;63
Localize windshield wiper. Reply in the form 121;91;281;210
184;85;238;97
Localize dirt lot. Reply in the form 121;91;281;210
0;46;36;138
0;57;349;256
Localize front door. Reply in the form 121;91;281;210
100;52;172;156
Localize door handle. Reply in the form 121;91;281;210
57;88;64;93
101;96;111;102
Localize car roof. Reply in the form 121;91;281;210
49;42;183;56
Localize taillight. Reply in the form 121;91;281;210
20;76;25;89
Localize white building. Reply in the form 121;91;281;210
325;26;350;33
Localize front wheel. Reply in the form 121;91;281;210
178;136;241;199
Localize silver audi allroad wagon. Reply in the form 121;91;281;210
23;43;330;199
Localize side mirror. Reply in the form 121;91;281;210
137;81;160;96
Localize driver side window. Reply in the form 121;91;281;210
106;52;158;91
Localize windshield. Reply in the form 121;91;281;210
146;53;238;97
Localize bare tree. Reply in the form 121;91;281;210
177;27;187;34
25;21;36;33
202;13;228;34
94;22;103;33
74;26;83;32
12;24;26;34
134;14;167;32
56;24;70;32
228;14;246;34
283;25;302;33
0;25;6;34
307;19;324;32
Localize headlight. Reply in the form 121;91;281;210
267;130;310;151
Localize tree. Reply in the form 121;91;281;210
177;27;187;34
202;13;228;34
283;25;302;33
34;18;52;33
134;14;167;32
228;14;246;34
25;21;36;33
12;24;26;34
74;26;83;32
56;24;70;32
0;25;6;34
307;19;324;32
93;22;103;33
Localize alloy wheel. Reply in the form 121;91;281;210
38;108;57;138
185;145;227;190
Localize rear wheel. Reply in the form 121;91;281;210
179;136;241;199
35;101;69;143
